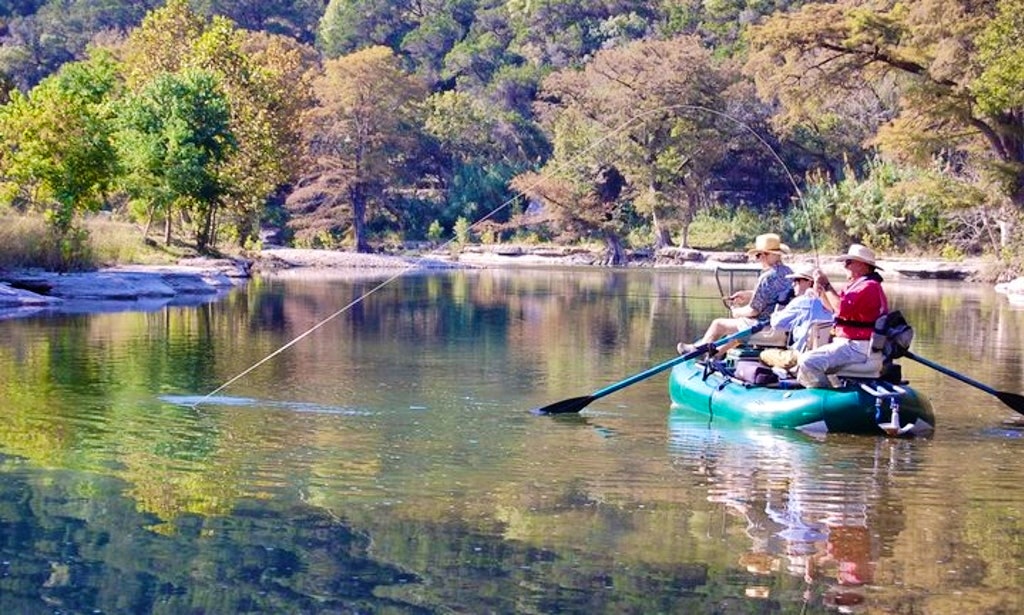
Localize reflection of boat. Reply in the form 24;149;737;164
669;356;935;436
667;410;910;604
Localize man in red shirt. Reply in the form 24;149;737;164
796;244;888;388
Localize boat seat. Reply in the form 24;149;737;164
747;327;788;348
807;320;834;350
834;351;884;379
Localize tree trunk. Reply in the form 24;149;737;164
603;233;626;266
648;184;674;249
142;205;154;240
679;188;699;248
999;217;1015;249
350;184;371;253
195;204;216;253
651;206;674;249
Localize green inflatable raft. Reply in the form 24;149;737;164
669;355;936;437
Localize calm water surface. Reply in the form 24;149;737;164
1;267;1023;613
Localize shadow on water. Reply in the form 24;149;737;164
546;412;620;438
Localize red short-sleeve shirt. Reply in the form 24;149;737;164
834;276;888;340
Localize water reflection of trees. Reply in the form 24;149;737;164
0;461;419;613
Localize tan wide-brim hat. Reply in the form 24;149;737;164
785;265;815;281
840;243;881;269
747;233;791;256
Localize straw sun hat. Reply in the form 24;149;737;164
784;265;815;281
747;233;791;256
840;244;881;269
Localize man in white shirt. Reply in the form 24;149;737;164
771;266;833;352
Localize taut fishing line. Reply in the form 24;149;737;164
198;104;812;404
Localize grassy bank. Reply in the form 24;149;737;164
0;213;208;271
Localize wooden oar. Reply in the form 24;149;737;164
904;350;1024;415
532;322;766;415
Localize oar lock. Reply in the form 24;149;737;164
861;382;914;436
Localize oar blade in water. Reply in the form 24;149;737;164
996;391;1024;415
531;395;595;416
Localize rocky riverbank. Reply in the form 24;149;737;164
0;258;252;319
1;245;1020;318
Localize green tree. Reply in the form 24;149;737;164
421;89;541;236
527;36;737;258
119;0;207;89
0;1;160;91
119;0;313;248
113;69;236;250
191;21;317;247
0;50;120;268
192;0;324;43
399;2;475;85
317;0;414;58
504;0;657;69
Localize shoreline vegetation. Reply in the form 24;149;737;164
2;244;1022;319
3;1;1024;296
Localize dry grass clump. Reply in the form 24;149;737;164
0;212;192;271
83;215;185;266
0;214;54;270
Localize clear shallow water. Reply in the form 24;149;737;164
1;268;1024;613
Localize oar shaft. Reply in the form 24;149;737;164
904;350;998;396
590;355;688;399
590;323;765;401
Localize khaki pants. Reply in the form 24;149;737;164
796;338;870;388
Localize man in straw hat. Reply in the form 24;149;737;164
796;244;888;388
678;233;793;355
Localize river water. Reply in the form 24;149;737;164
1;267;1023;613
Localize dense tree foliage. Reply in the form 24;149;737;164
747;0;1024;248
0;0;1022;266
114;68;235;250
0;49;120;267
290;46;428;252
530;36;742;262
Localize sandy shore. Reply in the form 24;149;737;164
256;245;990;279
